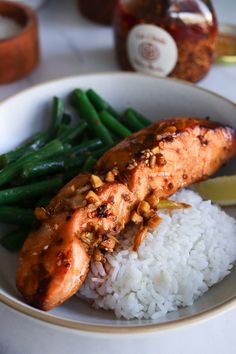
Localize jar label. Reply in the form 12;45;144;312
127;24;178;77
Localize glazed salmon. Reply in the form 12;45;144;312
96;117;236;199
16;117;236;310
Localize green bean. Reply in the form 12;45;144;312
82;155;96;172
50;97;64;137
126;108;151;127
62;113;71;125
99;110;131;139
122;109;145;132
56;113;71;137
66;156;86;169
0;176;63;204
22;160;65;179
87;89;120;119
59;121;87;143
20;198;39;209
72;146;110;175
1;228;29;251
0;207;35;225
0;139;64;187
57;123;70;137
0;132;49;168
72;89;114;145
10;177;31;187
22;154;85;179
70;139;103;156
61;143;73;155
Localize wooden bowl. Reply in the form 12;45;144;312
0;1;40;84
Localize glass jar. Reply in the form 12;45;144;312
113;0;218;82
78;0;116;25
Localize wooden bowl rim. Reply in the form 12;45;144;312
0;0;37;44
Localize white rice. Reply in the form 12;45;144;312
79;189;236;320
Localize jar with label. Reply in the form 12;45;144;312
113;0;218;82
78;0;116;25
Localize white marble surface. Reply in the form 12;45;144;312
0;1;236;353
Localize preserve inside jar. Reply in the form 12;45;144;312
78;0;116;25
113;0;218;82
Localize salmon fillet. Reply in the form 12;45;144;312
16;117;236;310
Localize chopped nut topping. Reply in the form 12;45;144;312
111;166;119;176
63;184;76;197
149;155;156;168
79;231;95;245
140;149;153;160
127;158;138;170
105;171;115;182
147;215;162;230
35;207;48;221
91;174;103;188
100;236;117;252
165;126;177;133
146;193;160;208
137;201;151;216
85;190;100;203
131;211;143;224
70;185;76;193
152;146;160;154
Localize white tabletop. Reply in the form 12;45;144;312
0;1;236;353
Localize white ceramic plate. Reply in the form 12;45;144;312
0;73;236;334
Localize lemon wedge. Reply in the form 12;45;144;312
192;175;236;206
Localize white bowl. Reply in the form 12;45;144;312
0;73;236;334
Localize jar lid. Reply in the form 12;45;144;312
216;24;236;64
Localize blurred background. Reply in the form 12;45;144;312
0;0;235;100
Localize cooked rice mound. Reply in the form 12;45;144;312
79;189;236;320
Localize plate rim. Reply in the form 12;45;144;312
0;71;235;110
0;72;236;334
1;292;236;335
